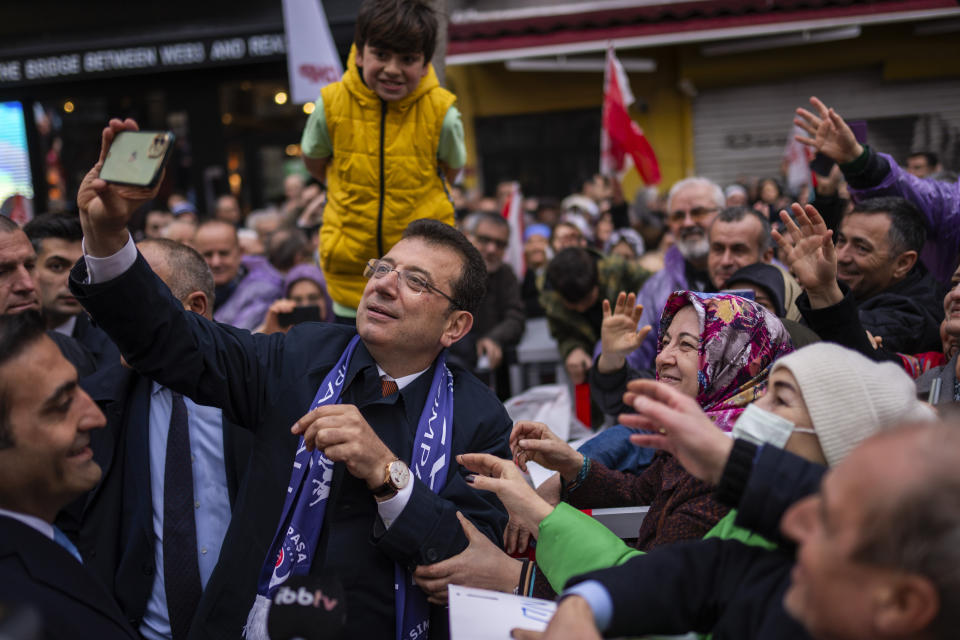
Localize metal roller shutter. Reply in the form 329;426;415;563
693;69;960;187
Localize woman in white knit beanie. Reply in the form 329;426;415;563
733;342;934;467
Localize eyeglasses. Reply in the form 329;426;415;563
474;234;508;250
667;206;719;224
363;259;462;309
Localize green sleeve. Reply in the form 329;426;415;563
536;502;643;593
300;94;331;159
437;105;466;169
702;509;777;550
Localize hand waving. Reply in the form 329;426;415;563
794;96;863;164
597;292;650;373
770;203;842;308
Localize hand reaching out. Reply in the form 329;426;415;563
504;472;562;554
770;203;843;308
597;292;650;373
619;379;732;485
458;453;555;536
794;96;864;165
413;512;522;603
509;421;583;483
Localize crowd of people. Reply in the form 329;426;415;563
1;1;959;640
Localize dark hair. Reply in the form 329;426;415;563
401;218;486;315
849;197;927;255
758;176;782;199
852;424;960;640
22;213;83;253
0;215;20;233
266;227;310;273
546;248;599;304
0;310;46;448
355;0;438;62
138;238;215;304
907;151;939;168
463;211;509;235
712;206;772;252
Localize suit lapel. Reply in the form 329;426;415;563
127;374;154;539
0;518;134;635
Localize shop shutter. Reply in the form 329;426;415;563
693;69;960;187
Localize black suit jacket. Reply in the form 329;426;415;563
70;253;512;640
70;361;253;632
0;516;140;640
73;312;121;371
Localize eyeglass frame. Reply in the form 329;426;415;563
363;259;463;310
667;206;719;224
473;233;508;250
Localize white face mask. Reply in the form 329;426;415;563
733;403;816;449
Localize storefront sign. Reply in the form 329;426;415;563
0;33;287;87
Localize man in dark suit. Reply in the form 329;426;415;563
74;238;253;640
70;118;512;640
0;215;96;378
23;213;119;370
0;311;139;640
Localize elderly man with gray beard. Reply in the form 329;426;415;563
626;177;723;371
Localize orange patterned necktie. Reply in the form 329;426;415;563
381;377;399;397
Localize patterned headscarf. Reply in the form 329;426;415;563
657;291;794;430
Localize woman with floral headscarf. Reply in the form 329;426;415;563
412;291;793;602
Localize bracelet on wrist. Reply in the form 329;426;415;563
564;456;591;493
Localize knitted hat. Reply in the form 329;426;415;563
772;343;934;467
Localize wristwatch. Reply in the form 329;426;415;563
372;459;411;499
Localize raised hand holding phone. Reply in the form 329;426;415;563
78;119;164;257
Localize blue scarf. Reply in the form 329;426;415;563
244;335;454;640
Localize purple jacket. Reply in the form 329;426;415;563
625;245;688;371
213;255;284;330
847;151;960;284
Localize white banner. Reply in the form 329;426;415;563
282;0;343;105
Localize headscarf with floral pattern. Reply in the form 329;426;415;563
657;290;794;430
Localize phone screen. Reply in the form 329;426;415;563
100;131;175;188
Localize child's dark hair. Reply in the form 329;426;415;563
355;0;438;62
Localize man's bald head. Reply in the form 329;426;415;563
193;220;241;286
852;423;960;638
138;238;215;320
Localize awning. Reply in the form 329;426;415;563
447;0;960;64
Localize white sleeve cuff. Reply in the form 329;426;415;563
377;480;414;529
82;233;137;284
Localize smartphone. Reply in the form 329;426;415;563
809;152;836;176
277;305;322;327
100;131;175;188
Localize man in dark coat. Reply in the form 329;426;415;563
0;311;139;640
783;197;944;355
69;118;512;640
23;213;119;370
70;238;253;640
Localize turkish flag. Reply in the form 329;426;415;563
601;47;661;185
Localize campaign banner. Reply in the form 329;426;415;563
282;0;343;105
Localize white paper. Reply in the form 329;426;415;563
448;585;556;639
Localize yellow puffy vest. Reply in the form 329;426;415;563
319;48;456;309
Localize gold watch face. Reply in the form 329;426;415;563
389;461;410;489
